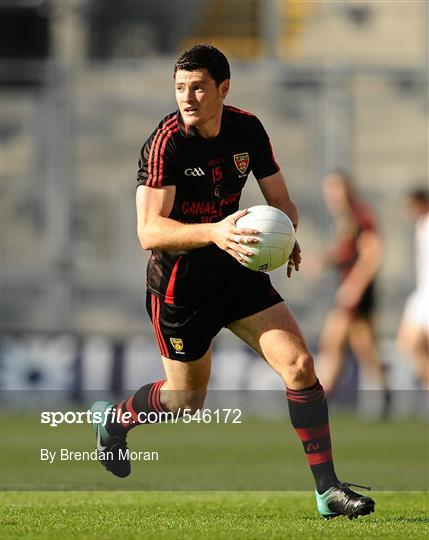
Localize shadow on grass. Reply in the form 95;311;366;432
301;516;429;524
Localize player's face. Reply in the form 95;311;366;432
323;175;350;214
175;69;229;133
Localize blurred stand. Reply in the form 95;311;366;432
1;1;428;413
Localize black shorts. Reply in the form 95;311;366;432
355;282;376;318
146;269;283;361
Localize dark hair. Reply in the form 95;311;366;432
408;187;429;205
174;44;230;86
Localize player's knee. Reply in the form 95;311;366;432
283;352;315;385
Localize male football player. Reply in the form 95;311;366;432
317;172;389;410
91;45;375;519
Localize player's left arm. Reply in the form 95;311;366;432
257;170;301;277
336;230;382;309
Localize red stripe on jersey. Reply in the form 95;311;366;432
152;123;174;186
295;423;330;441
149;119;177;186
155;297;169;356
151;294;167;356
165;256;182;304
225;105;255;117
147;117;176;186
306;448;333;466
147;126;167;186
151;119;178;187
155;124;179;186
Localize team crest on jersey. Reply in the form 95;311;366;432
170;338;184;352
233;153;249;174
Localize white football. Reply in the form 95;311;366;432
235;205;296;272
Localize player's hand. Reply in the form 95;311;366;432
287;241;302;278
210;209;260;262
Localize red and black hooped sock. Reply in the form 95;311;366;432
105;380;167;437
286;380;339;494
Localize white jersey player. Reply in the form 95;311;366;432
398;188;429;389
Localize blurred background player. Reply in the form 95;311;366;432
316;171;389;405
397;188;429;389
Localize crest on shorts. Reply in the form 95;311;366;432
233;152;249;174
170;338;184;352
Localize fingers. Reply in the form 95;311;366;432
226;248;247;263
232;223;260;243
293;254;300;271
232;233;259;244
231;208;249;221
227;210;259;238
228;227;259;247
287;241;302;278
228;241;254;257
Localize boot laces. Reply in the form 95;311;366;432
339;481;371;491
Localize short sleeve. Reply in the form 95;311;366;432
137;128;178;188
250;117;280;180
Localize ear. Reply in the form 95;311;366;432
219;79;230;99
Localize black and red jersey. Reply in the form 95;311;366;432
330;202;377;281
136;105;280;305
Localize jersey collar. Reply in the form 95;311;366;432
177;111;198;138
177;106;232;139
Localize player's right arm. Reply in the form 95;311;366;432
136;185;258;260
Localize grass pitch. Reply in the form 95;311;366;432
1;491;428;539
1;410;428;538
2;413;427;490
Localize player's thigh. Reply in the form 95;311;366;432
162;347;212;390
227;301;314;379
319;307;352;350
397;291;429;350
397;321;429;353
348;317;377;360
146;289;217;363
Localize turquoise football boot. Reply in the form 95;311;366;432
316;482;375;519
90;400;131;478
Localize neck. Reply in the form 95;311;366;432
195;107;223;139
